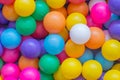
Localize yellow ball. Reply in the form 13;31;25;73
82;60;102;80
61;58;82;79
46;0;66;9
54;67;70;80
112;63;120;71
102;39;120;61
14;0;35;17
66;12;87;30
104;70;120;80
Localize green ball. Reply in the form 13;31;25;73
40;71;54;80
39;54;60;74
16;16;36;36
0;59;3;69
32;0;50;21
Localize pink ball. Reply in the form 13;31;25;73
4;77;17;80
91;2;111;24
86;15;103;29
1;63;20;78
2;48;20;63
69;0;85;4
19;67;40;80
56;50;69;64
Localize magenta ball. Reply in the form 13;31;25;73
91;2;111;24
4;77;17;80
2;48;20;63
1;63;20;78
19;67;40;80
56;50;68;64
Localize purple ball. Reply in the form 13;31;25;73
75;75;85;80
99;72;105;80
39;39;47;57
0;43;3;56
20;38;41;58
109;20;120;40
0;27;5;35
0;11;8;24
8;21;16;28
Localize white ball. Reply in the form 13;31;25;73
70;24;91;44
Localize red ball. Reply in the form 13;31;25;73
0;0;15;5
69;0;85;4
32;21;48;39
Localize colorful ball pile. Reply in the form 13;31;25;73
0;0;120;80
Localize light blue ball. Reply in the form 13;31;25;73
95;52;114;71
1;28;21;49
78;49;94;64
44;34;65;55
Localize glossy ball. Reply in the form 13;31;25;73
43;11;65;33
70;24;91;44
61;58;82;79
4;77;17;80
44;34;65;55
19;67;40;80
14;0;35;17
20;38;41;58
1;28;21;49
102;39;120;61
41;71;54;80
39;54;60;74
16;16;36;36
112;63;120;71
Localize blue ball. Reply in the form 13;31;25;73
1;28;21;49
78;49;94;64
95;52;114;71
44;34;65;55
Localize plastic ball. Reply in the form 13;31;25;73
41;71;54;80
109;20;120;40
19;67;40;80
67;2;88;16
39;54;60;74
2;4;19;21
91;2;111;24
0;11;8;24
65;39;85;58
43;11;65;33
95;52;114;71
54;67;70;80
0;59;3;69
70;24;91;44
20;38;41;58
0;43;3;56
104;30;112;41
18;56;39;70
108;0;120;15
104;70;120;80
102;39;120;61
85;27;105;49
16;16;36;36
51;7;67;18
1;28;21;49
78;49;94;64
32;21;48;39
2;48;20;63
44;34;65;55
1;63;20;78
61;58;82;79
14;0;35;17
82;60;102;80
112;63;120;71
32;0;50;21
46;0;66;9
56;50;69;64
66;13;87;30
0;0;15;5
69;0;85;4
4;77;17;80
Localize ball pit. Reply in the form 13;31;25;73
0;0;120;80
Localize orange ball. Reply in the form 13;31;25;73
43;11;66;33
85;27;105;49
2;4;19;21
65;39;85;58
67;2;89;16
51;7;67;18
18;56;39;70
